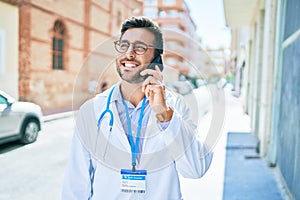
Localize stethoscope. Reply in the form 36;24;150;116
96;85;147;171
97;86;115;132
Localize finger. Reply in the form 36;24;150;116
144;84;158;98
154;65;161;72
140;67;163;81
145;76;159;85
142;76;161;92
144;84;165;98
140;69;157;78
144;84;153;98
154;65;163;80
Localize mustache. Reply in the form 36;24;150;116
119;58;141;65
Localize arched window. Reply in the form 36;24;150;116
52;21;65;70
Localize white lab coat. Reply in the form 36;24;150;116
62;84;213;200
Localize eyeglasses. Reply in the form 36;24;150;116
114;40;154;55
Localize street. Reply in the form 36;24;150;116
0;116;75;200
1;87;284;200
0;87;227;200
0;87;216;200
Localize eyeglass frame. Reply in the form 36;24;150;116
114;40;155;55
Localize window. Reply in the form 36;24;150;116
52;21;65;70
0;95;7;105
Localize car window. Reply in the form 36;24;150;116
0;95;7;104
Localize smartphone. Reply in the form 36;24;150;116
148;55;164;71
143;55;164;80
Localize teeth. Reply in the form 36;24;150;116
124;63;136;68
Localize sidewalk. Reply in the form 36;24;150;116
223;132;288;200
221;92;289;200
180;88;250;200
180;88;289;200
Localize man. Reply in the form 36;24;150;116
62;16;213;199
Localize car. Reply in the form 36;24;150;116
0;90;43;145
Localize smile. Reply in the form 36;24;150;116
122;62;139;69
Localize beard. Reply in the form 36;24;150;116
116;60;147;84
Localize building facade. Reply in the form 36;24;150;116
224;0;300;199
143;0;217;84
0;0;143;113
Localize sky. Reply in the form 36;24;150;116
185;0;231;49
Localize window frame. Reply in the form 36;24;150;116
52;20;66;70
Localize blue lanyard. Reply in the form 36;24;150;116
122;96;147;172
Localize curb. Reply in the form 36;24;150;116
42;111;75;122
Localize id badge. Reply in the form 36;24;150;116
121;169;147;194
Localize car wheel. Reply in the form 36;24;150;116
20;119;39;144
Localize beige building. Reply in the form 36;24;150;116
0;0;143;113
206;47;228;77
144;0;213;83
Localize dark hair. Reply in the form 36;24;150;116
120;16;164;55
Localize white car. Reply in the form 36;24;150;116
0;90;43;145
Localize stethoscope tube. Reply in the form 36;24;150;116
97;85;147;171
97;87;115;131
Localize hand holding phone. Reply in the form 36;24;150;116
141;55;164;81
141;54;164;94
148;55;164;71
141;55;173;121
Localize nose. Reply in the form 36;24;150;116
126;44;135;59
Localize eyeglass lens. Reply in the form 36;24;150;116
115;41;149;55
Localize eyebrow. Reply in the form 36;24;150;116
119;39;148;45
